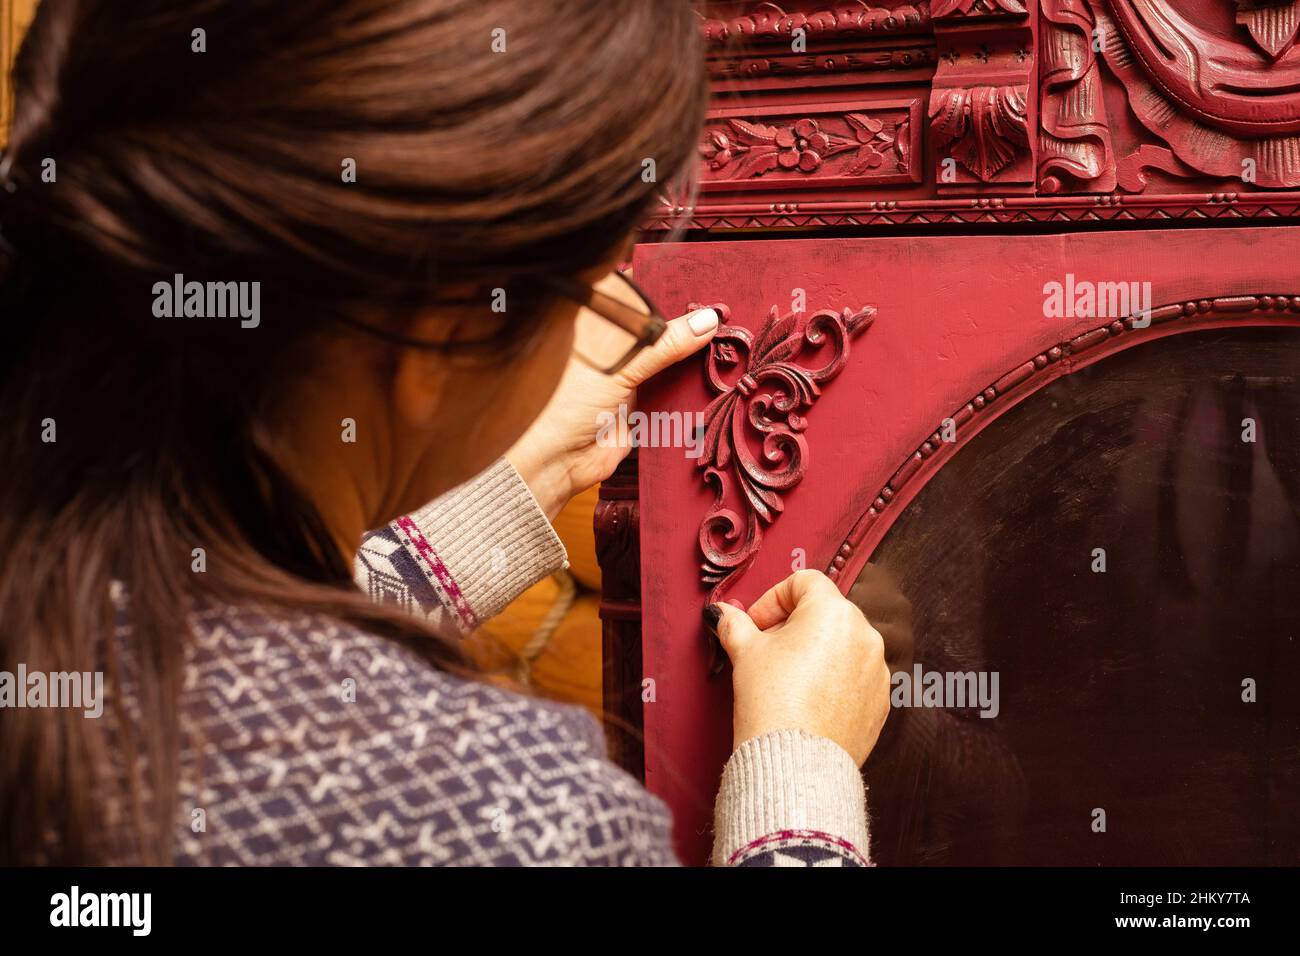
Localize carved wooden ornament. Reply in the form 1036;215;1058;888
697;303;875;603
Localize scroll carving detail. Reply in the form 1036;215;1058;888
697;303;875;602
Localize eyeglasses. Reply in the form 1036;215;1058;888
542;270;667;376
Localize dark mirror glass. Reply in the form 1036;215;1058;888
855;327;1300;865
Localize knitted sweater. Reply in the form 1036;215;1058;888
160;459;871;866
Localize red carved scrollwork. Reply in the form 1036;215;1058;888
655;0;1300;231
697;303;875;602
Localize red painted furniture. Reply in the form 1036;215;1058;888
598;0;1300;865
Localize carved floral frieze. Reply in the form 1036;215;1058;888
661;0;1300;228
701;113;904;178
698;100;922;191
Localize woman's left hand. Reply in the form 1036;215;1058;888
506;269;721;520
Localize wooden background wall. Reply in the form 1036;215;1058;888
1;0;39;145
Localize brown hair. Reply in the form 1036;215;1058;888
0;0;706;864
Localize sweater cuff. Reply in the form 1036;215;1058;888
400;458;568;631
711;730;871;867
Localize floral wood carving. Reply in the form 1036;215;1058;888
929;85;1030;182
697;303;876;603
701;113;906;179
697;100;922;191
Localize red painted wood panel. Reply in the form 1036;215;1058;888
632;224;1300;864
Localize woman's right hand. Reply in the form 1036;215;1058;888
710;569;891;767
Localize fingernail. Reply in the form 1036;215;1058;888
703;604;727;678
688;308;719;336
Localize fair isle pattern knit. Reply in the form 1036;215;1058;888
727;830;870;867
353;458;568;635
355;517;468;633
391;515;479;631
166;601;677;865
353;457;566;634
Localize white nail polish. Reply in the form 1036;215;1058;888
688;308;719;335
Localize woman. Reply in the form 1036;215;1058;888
0;0;890;866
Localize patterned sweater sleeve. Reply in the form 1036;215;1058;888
353;458;568;633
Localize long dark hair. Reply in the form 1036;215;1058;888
0;0;706;864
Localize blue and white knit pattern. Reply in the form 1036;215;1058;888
166;600;677;866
